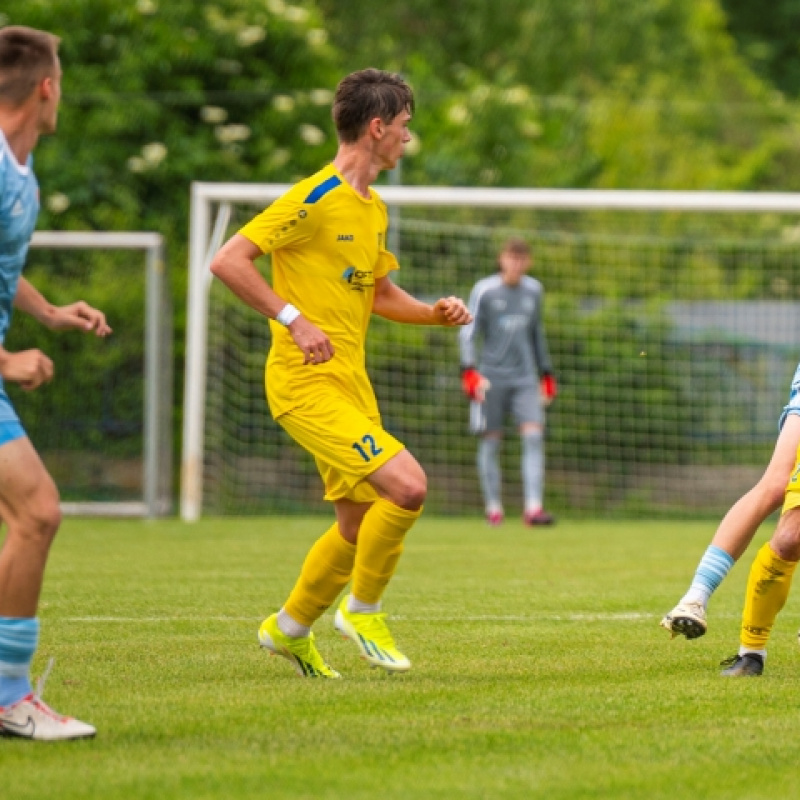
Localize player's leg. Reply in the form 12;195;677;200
511;383;554;526
260;499;369;677
474;383;506;525
478;434;504;524
0;428;95;739
332;449;425;672
259;397;405;676
720;473;800;678
661;413;800;640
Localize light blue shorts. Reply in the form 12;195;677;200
779;361;800;431
0;387;25;446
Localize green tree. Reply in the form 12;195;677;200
321;0;799;190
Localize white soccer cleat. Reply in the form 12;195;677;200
660;600;707;640
0;693;96;741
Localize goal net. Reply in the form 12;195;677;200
16;232;173;517
183;184;800;520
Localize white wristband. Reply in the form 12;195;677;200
276;304;301;327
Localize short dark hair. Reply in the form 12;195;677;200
0;26;60;107
332;68;414;143
501;238;530;257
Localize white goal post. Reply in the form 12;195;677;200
29;231;171;518
182;183;800;522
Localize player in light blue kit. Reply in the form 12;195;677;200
0;26;111;741
459;238;557;527
661;363;800;643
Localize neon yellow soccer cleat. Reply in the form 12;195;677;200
258;614;341;679
334;597;411;673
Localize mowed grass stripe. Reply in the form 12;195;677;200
61;612;662;622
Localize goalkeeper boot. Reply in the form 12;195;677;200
334;598;411;673
523;508;555;526
720;653;764;677
659;600;707;640
258;614;341;679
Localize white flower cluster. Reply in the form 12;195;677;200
299;124;325;145
200;106;228;124
127;142;168;173
237;26;266;47
46;193;70;214
448;104;471;125
309;89;333;106
306;29;328;47
273;95;295;113
215;124;252;144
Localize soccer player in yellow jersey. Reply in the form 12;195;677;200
210;69;471;677
717;449;800;677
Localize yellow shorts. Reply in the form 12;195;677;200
783;444;800;513
277;393;405;503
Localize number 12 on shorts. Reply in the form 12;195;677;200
352;434;383;463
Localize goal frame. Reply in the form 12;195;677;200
30;230;171;518
182;182;800;521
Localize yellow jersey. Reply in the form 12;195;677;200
238;164;398;418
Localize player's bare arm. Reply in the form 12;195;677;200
372;275;472;326
14;277;112;336
210;233;334;365
0;345;53;391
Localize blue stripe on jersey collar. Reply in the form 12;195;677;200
304;174;342;204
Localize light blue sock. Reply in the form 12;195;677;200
684;546;736;606
0;616;39;707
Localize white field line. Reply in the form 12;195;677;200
57;611;730;624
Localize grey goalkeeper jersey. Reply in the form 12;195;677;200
459;274;553;385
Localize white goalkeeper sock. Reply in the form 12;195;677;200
477;436;502;512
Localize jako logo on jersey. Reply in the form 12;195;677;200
337;234;354;241
341;266;374;292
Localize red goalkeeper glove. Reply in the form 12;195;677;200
540;373;558;406
461;368;487;401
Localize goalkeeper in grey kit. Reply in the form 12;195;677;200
459;238;557;526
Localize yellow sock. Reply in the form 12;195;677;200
351;499;422;605
284;524;356;627
740;541;799;651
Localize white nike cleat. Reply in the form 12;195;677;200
0;693;96;741
660;600;708;640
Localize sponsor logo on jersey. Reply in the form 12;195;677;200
499;314;528;331
341;266;374;292
337;234;354;241
11;200;24;217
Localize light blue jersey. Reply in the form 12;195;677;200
0;129;40;428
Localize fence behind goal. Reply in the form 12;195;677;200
183;185;800;520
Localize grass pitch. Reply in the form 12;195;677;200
3;516;800;799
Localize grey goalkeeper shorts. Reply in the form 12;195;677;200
469;381;543;434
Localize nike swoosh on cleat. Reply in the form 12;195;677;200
1;716;35;737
